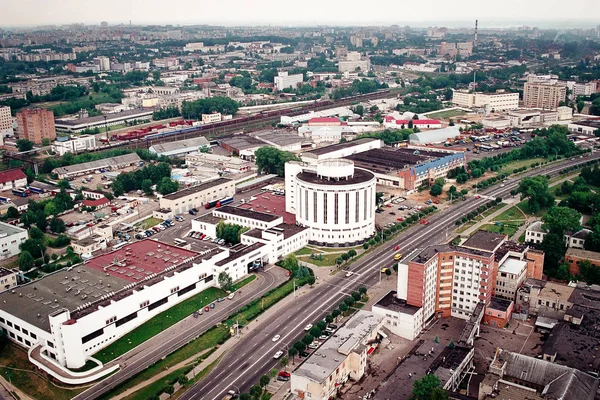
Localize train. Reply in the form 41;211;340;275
105;89;390;145
205;196;234;209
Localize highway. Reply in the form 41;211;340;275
73;267;287;400
179;154;600;400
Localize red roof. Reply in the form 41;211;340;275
83;197;110;207
308;117;341;124
0;169;27;184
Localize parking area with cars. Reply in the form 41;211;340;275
375;196;438;229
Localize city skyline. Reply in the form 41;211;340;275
3;0;600;28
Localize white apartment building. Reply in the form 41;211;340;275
451;90;519;111
0;221;28;260
52;135;98;156
274;71;303;91
495;258;527;301
0;106;12;140
159;178;235;216
523;82;566;109
338;52;370;73
93;56;110;71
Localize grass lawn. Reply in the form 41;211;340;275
456;221;477;234
232;275;256;291
0;343;87;400
294;247;314;256
497;157;547;175
480;223;520;238
515;200;548;217
298;253;343;267
492;206;526;222
480;203;505;218
228;279;298;326
425;109;466;120
94;287;225;363
141;217;163;229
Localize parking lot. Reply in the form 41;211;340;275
375;197;438;230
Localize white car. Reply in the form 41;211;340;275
304;324;313;331
273;351;284;359
272;335;281;342
308;342;319;349
345;271;353;277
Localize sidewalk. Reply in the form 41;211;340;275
460;199;518;237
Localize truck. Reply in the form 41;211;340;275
215;197;234;208
27;186;45;194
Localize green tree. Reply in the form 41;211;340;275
29;226;44;240
6;206;19;219
429;184;443;197
218;272;233;291
49;216;66;233
288;347;298;363
306;275;316;286
157;177;179;195
254;147;300;177
16;139;34;152
141;179;154;195
18;251;35;271
517;176;554;214
411;374;448;400
578;260;600;284
57;179;71;190
239;394;251;400
542;206;581;236
385;268;392;279
280;356;289;370
41;138;51;146
540;232;567;275
163;384;175;396
112;180;125;197
249;385;262;398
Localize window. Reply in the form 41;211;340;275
140;300;150;308
170;286;180;294
334;193;339;224
313;192;318;223
355;192;360;223
106;316;117;325
323;193;328;224
345;193;350;224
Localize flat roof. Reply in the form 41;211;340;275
149;137;209;155
411;244;492;264
214;242;265;267
162;178;233;201
0;221;27;237
237;191;296;224
266;223;309;239
52;153;142;176
0;267;16;278
195;212;223;225
373;291;421;315
294;311;383;384
296;167;374;186
54;108;153;127
499;258;527;276
461;230;506;253
304;138;379;156
489;297;512;312
344;147;450;174
565;247;600;262
218;135;267;151
215;205;281;223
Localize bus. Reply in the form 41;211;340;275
174;238;187;247
12;188;28;197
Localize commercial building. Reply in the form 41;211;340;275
54;109;153;133
301;138;383;163
0;267;18;290
252;131;307;152
201;113;222;124
274;71;303;91
0;221;28;260
0;169;28;191
568;119;600;136
508;109;560;128
565;247;600;276
479;349;597;400
338;52;370;73
408;126;461;145
0;105;12;140
52;135;98;156
149;137;210;158
285;159;376;247
185;153;253;174
52;153;142;179
291;311;384;400
523;82;567;109
0;239;273;375
451;89;519;111
383;116;442;129
515;279;574;319
159;177;235;216
218;135;268;160
16;108;56;144
494;258;527;301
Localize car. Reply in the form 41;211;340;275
217;297;224;302
389;211;396;215
381;268;390;274
277;371;291;381
394;245;399;251
272;335;281;342
204;306;210;312
273;351;284;359
210;302;215;309
500;184;505;187
300;351;310;357
385;204;393;208
304;324;313;331
308;342;319;349
189;209;197;215
394;253;402;261
345;271;353;277
396;217;404;222
328;324;338;329
325;327;335;333
475;195;481;199
228;292;235;300
419;220;430;225
319;335;328;340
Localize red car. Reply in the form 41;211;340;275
394;245;399;251
420;219;430;225
385;204;393;208
396;217;404;222
204;306;210;312
475;195;481;199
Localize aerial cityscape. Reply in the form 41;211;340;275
0;3;600;400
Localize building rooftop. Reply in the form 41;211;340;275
214;242;265;267
412;244;492;264
215;205;281;223
218;135;267;151
54;108;153;127
488;297;512;312
253;131;306;147
343;147;451;175
195;212;223;225
52;153;142;176
499;258;527;276
571;229;592;240
264;223;309;239
565;247;600;262
303;138;380;156
162;178;233;201
494;241;529;262
0;169;26;185
431;346;473;389
149;137;209;155
0;221;28;237
461;230;506;253
0;267;16;278
527;220;546;233
373;290;421;315
296;167;374;186
294;311;383;384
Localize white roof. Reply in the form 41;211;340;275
409;126;461;144
499;258;527;275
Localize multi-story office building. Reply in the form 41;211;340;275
274;71;303;91
0;221;28;260
52;135;97;155
451;90;519;111
0;106;12;141
158;178;235;216
16;108;56;144
523;82;567;109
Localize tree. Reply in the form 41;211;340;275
542;206;581;236
112;180;125;197
338;303;349;314
29;226;44;240
260;374;270;389
306;275;316;286
348;249;357;258
18;251;35;271
359;286;367;297
218;272;233;291
325;314;334;323
49;216;66;234
540;232;567;275
41;138;51;146
57;179;71;190
288;347;298;363
309;326;321;337
280;356;289;370
429;184;443;197
249;385;262;398
239;394;251;400
385;268;392;279
578;260;600;285
254;147;300;177
517;176;554;214
6;207;19;219
411;374;448;400
157;177;179;195
141;179;154;195
16;139;34;152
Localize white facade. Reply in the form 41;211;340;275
93;56;110;71
495;258;527;301
452;90;519;111
202;113;222;123
0;267;18;290
285;159;376;247
0;222;28;260
274;72;303;91
568;122;599;136
52;135;98;156
159;178;235;215
0;106;12;140
300;138;382;163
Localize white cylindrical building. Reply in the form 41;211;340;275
292;159;376;247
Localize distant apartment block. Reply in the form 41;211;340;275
0;105;12;141
52;135;98;156
452;90;519;111
338;52;370;73
16;108;56;144
274;71;303;91
523;82;567;109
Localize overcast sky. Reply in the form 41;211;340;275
3;0;599;28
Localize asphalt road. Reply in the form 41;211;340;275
73;267;287;400
179;154;600;400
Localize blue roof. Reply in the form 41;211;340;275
414;152;464;176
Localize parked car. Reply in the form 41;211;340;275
277;371;291;381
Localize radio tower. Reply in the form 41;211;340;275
474;19;478;46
